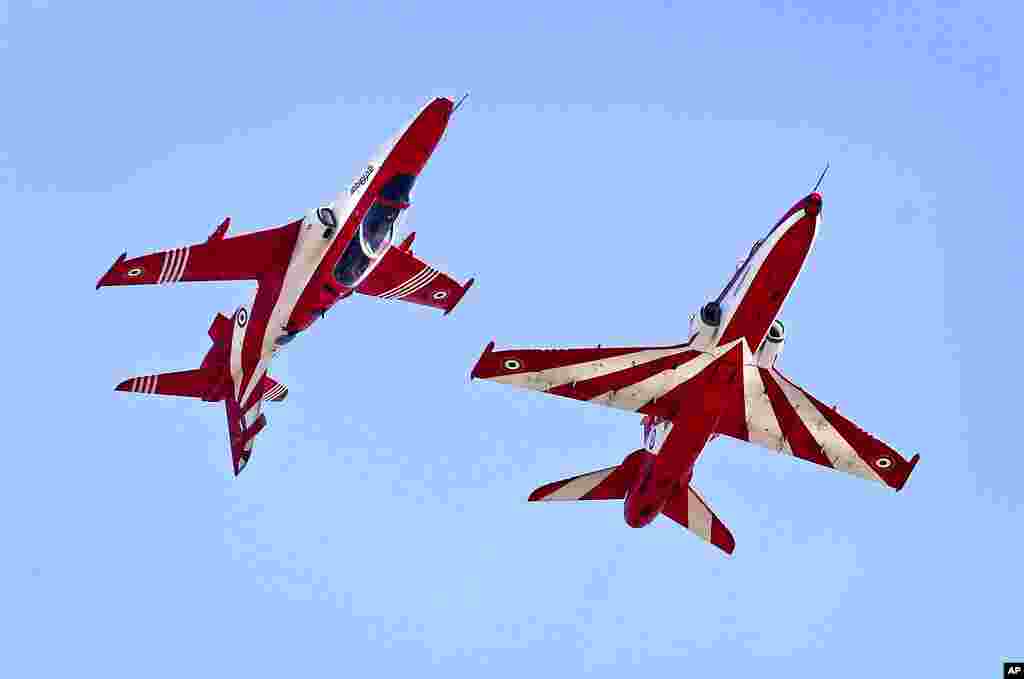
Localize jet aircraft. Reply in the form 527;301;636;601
98;97;474;475
470;192;918;554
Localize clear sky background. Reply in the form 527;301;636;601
2;1;1021;676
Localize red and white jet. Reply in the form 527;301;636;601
470;192;919;554
98;97;474;475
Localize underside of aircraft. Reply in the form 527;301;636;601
471;192;919;554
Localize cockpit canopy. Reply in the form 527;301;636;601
333;173;416;286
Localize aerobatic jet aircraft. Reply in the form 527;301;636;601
97;97;474;475
470;191;918;554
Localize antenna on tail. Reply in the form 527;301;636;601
453;92;470;114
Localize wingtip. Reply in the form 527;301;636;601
721;534;736;556
894;453;921;492
208;216;231;242
96;252;127;289
442;277;475;316
114;378;131;392
470;340;495;380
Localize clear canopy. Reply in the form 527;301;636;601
333;174;416;286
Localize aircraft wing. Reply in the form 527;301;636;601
355;236;474;314
470;341;719;417
716;364;920;489
96;218;301;289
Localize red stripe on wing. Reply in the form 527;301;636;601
546;350;700;401
759;368;834;469
773;371;919;490
471;345;660;381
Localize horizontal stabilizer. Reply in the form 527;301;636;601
115;369;221;400
662;485;736;555
529;464;634;501
261;375;289;402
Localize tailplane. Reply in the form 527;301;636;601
114;311;288;476
529;456;735;554
115;368;223;401
661;485;735;554
528;464;633;501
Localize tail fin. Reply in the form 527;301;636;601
115;369;223;400
662;485;736;554
224;392;266;476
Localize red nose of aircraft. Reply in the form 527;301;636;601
804;191;822;216
388;97;454;174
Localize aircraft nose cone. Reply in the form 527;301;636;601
387;97;454;174
430;96;454;116
805;192;822;216
413;97;453;135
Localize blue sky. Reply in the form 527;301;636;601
2;1;1020;676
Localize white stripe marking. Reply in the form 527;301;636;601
167;249;182;284
542;467;618;501
686;488;713;540
589;349;720;412
157;250;173;284
767;371;882;482
389;267;435;298
742;364;790;454
161;249;182;285
379;268;430;298
240;359;269;407
716;208;807;345
490;346;695;392
172;247;190;282
396;270;439;299
382;267;434;299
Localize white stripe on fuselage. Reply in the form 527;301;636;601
233;102;439;406
709;208;817;350
230;306;247;400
